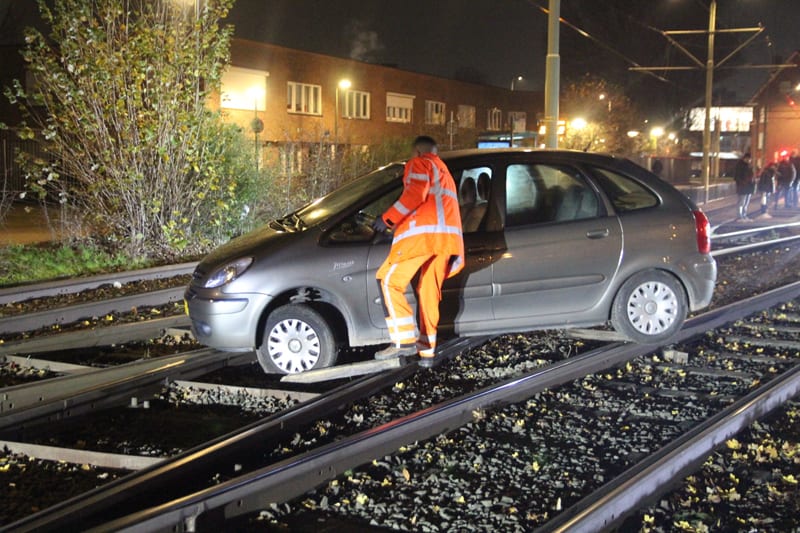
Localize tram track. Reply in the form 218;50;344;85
4;278;799;532
0;234;796;527
0;262;196;306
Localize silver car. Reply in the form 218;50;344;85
185;149;716;374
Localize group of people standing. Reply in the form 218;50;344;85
734;151;800;221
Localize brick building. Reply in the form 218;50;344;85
749;51;800;167
219;39;543;151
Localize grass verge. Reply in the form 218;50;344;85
0;242;151;286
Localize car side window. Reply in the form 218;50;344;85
505;164;599;227
453;166;492;233
590;167;659;212
326;185;402;243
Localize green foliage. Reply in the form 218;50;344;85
0;242;149;285
255;135;412;223
560;75;642;156
5;0;243;259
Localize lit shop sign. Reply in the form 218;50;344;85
688;107;753;133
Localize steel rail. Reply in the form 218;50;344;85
0;348;249;435
0;315;190;356
710;233;800;257
21;280;800;533
0;286;185;335
0;262;196;305
711;220;800;239
539;364;800;532
1;340;462;533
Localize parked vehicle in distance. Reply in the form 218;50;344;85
185;149;717;374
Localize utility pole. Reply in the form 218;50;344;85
630;1;793;204
701;0;716;205
543;0;560;149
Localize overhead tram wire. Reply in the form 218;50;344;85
607;3;780;74
525;0;672;85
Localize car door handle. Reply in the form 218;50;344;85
467;246;490;254
586;228;609;239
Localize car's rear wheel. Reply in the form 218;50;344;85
257;304;338;374
611;270;687;344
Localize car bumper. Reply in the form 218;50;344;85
679;254;717;311
184;288;272;351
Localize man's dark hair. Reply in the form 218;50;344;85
413;135;437;150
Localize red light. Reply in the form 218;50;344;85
781;149;790;157
693;210;711;254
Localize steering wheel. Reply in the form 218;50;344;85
355;211;376;227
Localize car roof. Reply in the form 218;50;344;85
438;148;625;165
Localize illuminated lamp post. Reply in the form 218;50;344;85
247;87;264;175
334;79;351;147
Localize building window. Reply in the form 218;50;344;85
386;92;414;123
487;108;502;131
220;66;268;111
509;111;527;131
287;81;322;115
343;89;370;119
457;105;476;129
425;100;446;125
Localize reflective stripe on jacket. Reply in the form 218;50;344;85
381;153;465;278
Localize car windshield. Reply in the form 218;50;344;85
292;163;405;226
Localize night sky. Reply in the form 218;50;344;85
228;0;800;120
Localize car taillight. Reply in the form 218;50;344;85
693;210;711;254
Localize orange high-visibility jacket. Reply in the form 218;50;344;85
381;153;465;278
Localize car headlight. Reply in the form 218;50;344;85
203;257;254;288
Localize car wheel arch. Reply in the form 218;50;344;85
255;287;351;349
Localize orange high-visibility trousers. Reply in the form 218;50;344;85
377;253;449;357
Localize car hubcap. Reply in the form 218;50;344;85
267;318;321;373
626;281;678;336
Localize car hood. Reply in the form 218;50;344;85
197;224;294;274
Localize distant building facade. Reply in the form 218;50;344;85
1;34;543;192
749;51;800;166
219;39;542;151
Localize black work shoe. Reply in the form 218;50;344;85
417;354;438;369
374;344;417;360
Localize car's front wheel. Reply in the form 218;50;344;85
611;270;687;344
257;304;338;374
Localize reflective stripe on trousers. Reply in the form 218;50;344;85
376;253;449;353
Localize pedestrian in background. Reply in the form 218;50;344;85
651;159;663;178
372;136;464;368
734;152;755;221
790;150;800;208
776;156;796;208
756;162;776;218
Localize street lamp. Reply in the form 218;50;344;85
247;86;265;175
650;127;665;154
511;75;523;91
571;117;588;130
334;78;351;146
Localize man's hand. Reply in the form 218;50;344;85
371;216;389;234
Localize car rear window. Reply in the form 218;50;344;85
589;167;659;212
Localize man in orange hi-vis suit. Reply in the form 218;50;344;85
371;136;464;368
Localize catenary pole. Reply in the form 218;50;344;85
544;0;560;148
702;0;716;204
